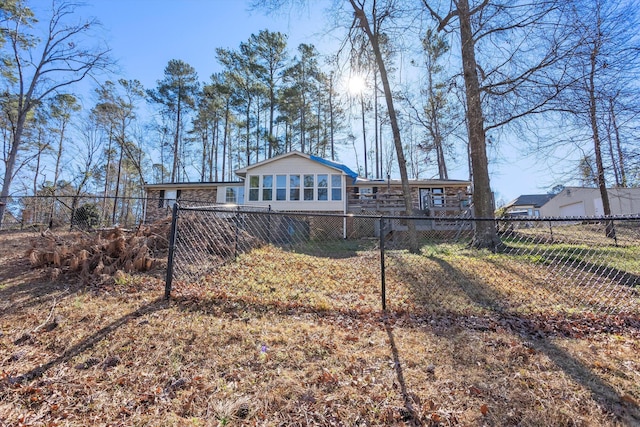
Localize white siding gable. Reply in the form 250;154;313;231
243;155;346;212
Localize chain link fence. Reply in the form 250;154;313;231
0;195;146;231
165;205;640;317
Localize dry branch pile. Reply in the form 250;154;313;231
26;217;172;284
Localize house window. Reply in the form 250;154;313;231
290;175;300;201
331;175;342;201
359;187;372;199
225;187;244;204
276;175;287;201
432;188;444;207
317;174;328;201
304;174;314;201
421;188;444;209
158;190;165;208
249;175;259;201
262;175;273;201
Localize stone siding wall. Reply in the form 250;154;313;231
145;188;219;223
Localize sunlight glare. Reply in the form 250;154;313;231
348;75;367;95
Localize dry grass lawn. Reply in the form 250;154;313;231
1;230;639;426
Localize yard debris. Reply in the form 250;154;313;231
25;217;172;284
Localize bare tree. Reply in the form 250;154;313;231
423;0;572;249
47;93;80;225
68;111;102;222
0;0;111;227
554;0;640;238
347;0;415;218
405;28;460;180
254;0;418;251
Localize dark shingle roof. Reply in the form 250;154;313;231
506;194;554;208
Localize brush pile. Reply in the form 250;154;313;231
26;217;172;283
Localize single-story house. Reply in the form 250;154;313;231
143;151;472;223
502;194;555;217
503;187;640;218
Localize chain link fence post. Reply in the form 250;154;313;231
164;203;180;300
380;216;387;311
234;205;240;259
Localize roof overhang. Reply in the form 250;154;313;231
351;179;470;187
144;181;241;190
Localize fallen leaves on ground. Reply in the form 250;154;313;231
1;235;639;426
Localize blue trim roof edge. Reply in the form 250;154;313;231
309;155;359;182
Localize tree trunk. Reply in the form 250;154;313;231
374;70;380;179
172;97;181;183
269;86;275;158
0;105;30;228
245;101;251;165
361;94;368;178
609;98;627;187
222;99;230;180
349;0;418;251
48;123;66;226
457;0;501;250
588;45;615;239
211;116;218;182
329;74;335;161
112;144;124;225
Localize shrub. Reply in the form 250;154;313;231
72;203;101;229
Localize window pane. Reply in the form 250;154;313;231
331;175;342;201
303;174;314;201
249;175;259;188
318;188;328;201
304;174;314;188
263;175;273;188
276;175;286;201
290;175;300;201
263;188;272;201
249;189;259;201
225;187;236;203
318;174;328;188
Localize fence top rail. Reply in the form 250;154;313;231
175;204;640;223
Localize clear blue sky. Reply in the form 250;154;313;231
84;0;330;90
65;1;558;203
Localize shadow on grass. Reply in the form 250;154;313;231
168;289;423;424
482;255;640;315
383;316;423;426
500;241;640;291
392;253;640;424
275;238;379;259
13;297;169;384
0;268;86;319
